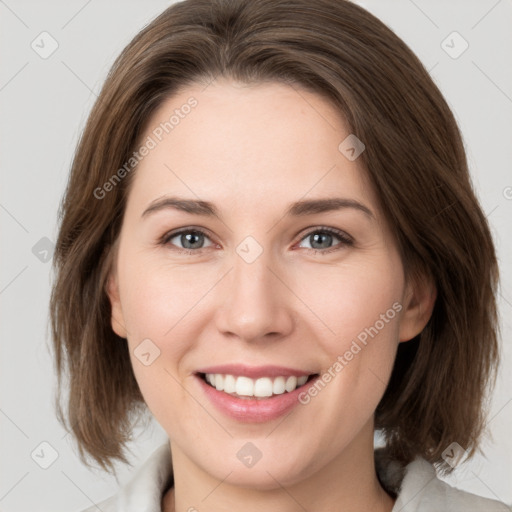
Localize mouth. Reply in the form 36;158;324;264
194;364;322;422
196;372;319;400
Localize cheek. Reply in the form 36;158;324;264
293;255;403;407
293;255;403;349
116;249;224;416
118;247;218;343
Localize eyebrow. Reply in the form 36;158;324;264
141;196;374;220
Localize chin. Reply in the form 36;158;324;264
197;449;317;491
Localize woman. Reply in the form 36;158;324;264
50;0;509;510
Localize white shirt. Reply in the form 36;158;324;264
80;442;510;511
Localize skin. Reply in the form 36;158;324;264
107;78;436;512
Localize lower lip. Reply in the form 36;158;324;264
196;374;319;423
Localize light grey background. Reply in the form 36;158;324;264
1;1;511;510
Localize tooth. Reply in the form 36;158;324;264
254;377;273;397
285;376;298;392
204;373;313;396
297;376;308;386
273;376;286;395
235;376;254;396
215;374;224;391
224;374;236;393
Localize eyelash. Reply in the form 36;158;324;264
159;226;354;255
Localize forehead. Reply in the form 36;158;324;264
127;79;379;218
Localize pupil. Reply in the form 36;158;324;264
182;232;203;249
311;232;332;249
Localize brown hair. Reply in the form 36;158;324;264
50;0;499;475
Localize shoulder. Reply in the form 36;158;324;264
392;456;511;511
76;442;173;512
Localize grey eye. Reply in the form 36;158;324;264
167;230;213;250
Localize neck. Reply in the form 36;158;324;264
162;422;395;512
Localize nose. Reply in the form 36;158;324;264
214;244;294;343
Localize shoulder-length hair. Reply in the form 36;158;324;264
50;0;499;474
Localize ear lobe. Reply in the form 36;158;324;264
106;272;128;339
398;273;437;343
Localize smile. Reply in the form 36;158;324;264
194;364;321;422
200;373;317;399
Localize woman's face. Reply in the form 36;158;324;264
108;78;427;488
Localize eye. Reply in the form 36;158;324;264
296;227;353;253
161;228;215;252
159;226;353;255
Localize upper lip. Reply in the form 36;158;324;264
195;364;318;380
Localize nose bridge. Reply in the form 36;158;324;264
215;236;293;341
230;233;274;295
232;246;272;302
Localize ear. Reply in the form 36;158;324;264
399;272;437;342
106;269;128;339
